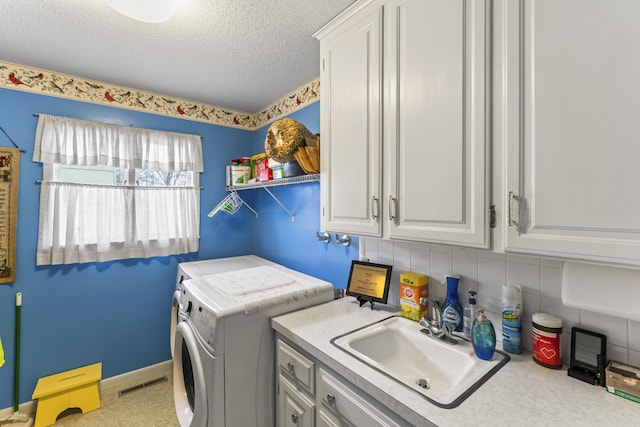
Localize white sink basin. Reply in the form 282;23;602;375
331;315;509;408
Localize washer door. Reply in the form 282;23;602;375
170;290;181;358
174;321;208;427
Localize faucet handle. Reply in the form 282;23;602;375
420;297;441;307
422;298;443;316
418;317;431;329
441;322;453;337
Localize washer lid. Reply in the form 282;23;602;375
190;265;332;316
204;266;296;300
178;255;274;279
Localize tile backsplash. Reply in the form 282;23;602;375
360;238;640;367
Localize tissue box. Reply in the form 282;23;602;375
400;272;428;321
606;360;640;404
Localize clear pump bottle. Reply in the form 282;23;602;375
463;291;477;339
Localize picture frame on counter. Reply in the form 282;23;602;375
346;260;392;309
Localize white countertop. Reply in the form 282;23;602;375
272;298;640;426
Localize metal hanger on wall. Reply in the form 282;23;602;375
0;125;27;153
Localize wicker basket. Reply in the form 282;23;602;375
294;135;320;174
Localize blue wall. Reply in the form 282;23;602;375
0;88;356;408
248;103;359;287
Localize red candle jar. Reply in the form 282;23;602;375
532;313;563;369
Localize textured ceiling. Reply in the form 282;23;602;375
0;0;355;113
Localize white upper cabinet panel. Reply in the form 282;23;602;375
497;0;640;265
317;0;383;236
386;0;490;247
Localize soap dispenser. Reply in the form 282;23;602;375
472;309;496;361
441;274;463;332
463;291;477;339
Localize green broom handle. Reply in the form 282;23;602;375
14;292;22;413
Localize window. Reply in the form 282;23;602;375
48;164;196;187
33;114;203;265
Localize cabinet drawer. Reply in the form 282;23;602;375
317;368;405;427
278;339;315;393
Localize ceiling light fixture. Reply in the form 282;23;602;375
103;0;177;23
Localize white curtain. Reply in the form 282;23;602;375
33;114;204;172
34;114;203;265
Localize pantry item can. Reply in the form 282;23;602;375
532;312;563;369
230;165;251;184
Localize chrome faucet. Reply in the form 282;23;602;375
419;298;457;345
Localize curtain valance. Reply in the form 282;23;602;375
33;114;204;172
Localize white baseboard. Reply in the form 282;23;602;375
99;359;172;393
0;360;173;420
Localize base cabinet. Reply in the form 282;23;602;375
317;368;404;427
316;410;341;427
279;374;315;427
276;337;413;427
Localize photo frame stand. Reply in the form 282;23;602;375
356;296;375;310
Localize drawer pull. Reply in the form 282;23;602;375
291;414;299;424
326;393;336;406
287;362;295;374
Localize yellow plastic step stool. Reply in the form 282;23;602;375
32;362;102;427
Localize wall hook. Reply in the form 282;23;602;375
335;234;351;246
316;231;331;243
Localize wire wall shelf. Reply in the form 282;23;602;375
225;173;319;191
215;173;319;222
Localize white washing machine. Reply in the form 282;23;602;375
171;256;272;357
172;256;334;427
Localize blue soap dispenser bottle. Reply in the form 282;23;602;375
472;309;497;360
441;274;464;332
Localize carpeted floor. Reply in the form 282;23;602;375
50;375;178;427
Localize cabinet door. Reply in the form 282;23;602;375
385;0;490;247
317;409;353;427
318;0;383;236
317;368;406;427
497;0;640;265
279;375;315;427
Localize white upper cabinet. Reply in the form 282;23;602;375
385;0;490;246
316;0;383;237
315;0;491;247
495;0;640;265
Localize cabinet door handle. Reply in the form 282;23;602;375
291;414;299;424
286;362;295;374
326;394;336;406
507;191;518;227
372;196;379;221
388;196;397;222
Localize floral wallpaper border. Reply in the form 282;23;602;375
0;61;319;130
